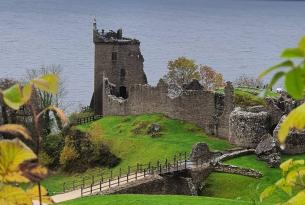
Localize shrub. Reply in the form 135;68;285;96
199;65;225;90
59;137;79;172
42;133;64;169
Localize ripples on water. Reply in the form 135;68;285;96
0;0;305;112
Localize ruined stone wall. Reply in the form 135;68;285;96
102;79;234;139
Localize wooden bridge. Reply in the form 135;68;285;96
52;148;261;203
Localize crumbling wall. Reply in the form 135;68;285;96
102;79;234;139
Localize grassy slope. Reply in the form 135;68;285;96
45;113;304;205
58;194;269;205
43;114;231;194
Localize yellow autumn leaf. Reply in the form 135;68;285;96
0;124;32;140
278;103;305;144
31;74;58;94
20;162;48;182
280;159;293;173
38;106;68;126
283;190;305;205
22;83;33;103
275;178;292;196
0;185;32;205
286;167;305;186
26;185;53;204
0;139;36;183
260;185;276;202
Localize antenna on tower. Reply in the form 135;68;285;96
93;17;97;30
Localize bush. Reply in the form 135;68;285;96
59;129;120;172
59;137;79;172
234;90;266;107
42;133;64;169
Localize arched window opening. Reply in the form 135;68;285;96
119;86;128;99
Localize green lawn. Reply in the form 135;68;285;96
58;194;269;205
43;114;231;195
44;113;304;204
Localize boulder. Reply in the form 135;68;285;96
147;123;161;137
229;107;271;148
255;134;281;167
189;143;211;163
273;115;305;154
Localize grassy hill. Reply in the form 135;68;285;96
43;114;231;194
44;113;305;204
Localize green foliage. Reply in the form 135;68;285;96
260;159;305;204
59;137;79;172
234;89;266;107
260;35;305;100
42;133;65;168
0;73;60;204
260;35;305;204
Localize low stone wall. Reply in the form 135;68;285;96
102;79;234;139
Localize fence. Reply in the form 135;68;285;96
61;152;207;196
76;115;103;125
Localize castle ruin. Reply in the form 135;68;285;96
91;22;234;139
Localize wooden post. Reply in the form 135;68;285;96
127;172;129;182
109;178;111;188
184;152;187;169
72;180;75;190
119;168;122;177
128;166;131;175
110;170;113;179
165;158;168;171
137;163;139;172
148;162;151;174
90;183;92;194
81;185;83;197
118;176;120;186
135;170;138;180
92;175;94;185
100;180;102;191
157;160;160;173
159;163;162;173
144;168;146;177
63;182;66;193
82;177;85;188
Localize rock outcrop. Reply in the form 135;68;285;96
189;143;211;163
273;115;305;154
229;106;271;148
255;134;281;167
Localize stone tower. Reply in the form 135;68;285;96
92;20;147;114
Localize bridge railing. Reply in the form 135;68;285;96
61;152;191;194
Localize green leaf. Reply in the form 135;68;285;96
298;36;305;51
281;48;305;58
2;84;24;110
260;185;276;202
259;60;293;78
278;103;305;144
268;71;285;89
31;74;59;94
285;68;305;100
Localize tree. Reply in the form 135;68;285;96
0;73;67;205
25;65;66;136
260;35;305;204
163;57;200;86
234;74;264;88
199;65;225;90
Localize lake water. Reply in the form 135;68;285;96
1;0;305;111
